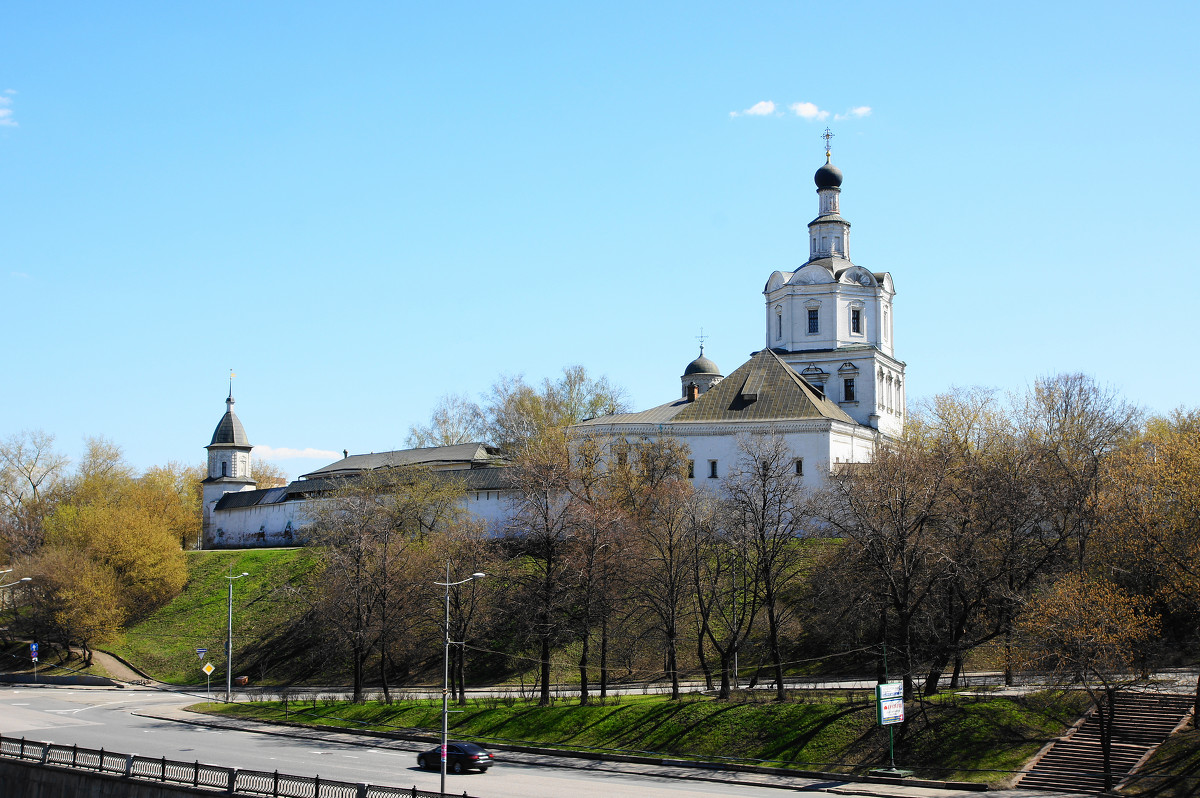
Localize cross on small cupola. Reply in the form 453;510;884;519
822;127;834;160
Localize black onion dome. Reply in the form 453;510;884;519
684;353;720;376
815;160;843;188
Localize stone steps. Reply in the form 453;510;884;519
1014;692;1193;793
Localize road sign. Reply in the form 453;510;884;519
876;682;905;725
202;662;215;676
30;643;38;662
196;648;208;659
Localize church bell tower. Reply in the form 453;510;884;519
762;131;906;438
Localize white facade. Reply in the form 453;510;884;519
763;152;905;439
199;399;517;549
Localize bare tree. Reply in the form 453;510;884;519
813;442;953;699
504;429;579;705
406;393;488;449
617;437;695;699
306;466;466;701
722;434;808;702
0;430;69;557
1020;373;1141;569
485;366;628;453
1017;573;1160;792
694;497;760;700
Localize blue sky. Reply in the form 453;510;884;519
3;2;1197;478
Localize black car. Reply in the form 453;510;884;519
416;742;493;773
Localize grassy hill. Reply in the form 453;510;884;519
201;689;1089;785
110;548;321;684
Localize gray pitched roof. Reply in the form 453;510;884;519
671;348;855;424
573;398;693;427
213;463;514;512
300;442;505;479
574;349;856;431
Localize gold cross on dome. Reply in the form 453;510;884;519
822;127;834;156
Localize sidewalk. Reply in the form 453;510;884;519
132;701;1092;798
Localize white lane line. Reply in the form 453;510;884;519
43;700;126;714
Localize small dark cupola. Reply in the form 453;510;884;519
680;344;723;398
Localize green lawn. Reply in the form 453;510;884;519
109;548;319;684
199;689;1088;785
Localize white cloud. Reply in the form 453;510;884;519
254;445;342;462
731;99;870;124
730;100;778;118
835;106;872;121
0;93;15;128
789;102;829;121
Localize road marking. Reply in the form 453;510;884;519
44;700;126;715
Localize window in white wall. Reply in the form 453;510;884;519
851;308;862;334
844;378;856;402
794;458;804;476
687;460;695;479
807;308;819;334
708;460;718;479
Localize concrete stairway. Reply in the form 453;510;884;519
1015;692;1193;793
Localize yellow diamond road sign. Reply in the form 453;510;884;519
202;662;215;676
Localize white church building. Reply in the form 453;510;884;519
571;143;904;484
201;141;903;547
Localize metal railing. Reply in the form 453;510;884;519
0;734;473;798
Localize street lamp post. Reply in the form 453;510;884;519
225;572;249;703
434;565;485;796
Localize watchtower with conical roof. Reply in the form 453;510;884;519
201;392;257;546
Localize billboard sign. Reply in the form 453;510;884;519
876;682;904;725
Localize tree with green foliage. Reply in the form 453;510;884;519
25;545;125;664
17;439;189;659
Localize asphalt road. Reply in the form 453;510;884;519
0;685;856;798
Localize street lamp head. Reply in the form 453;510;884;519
240;572;249;577
471;572;486;580
19;577;31;582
